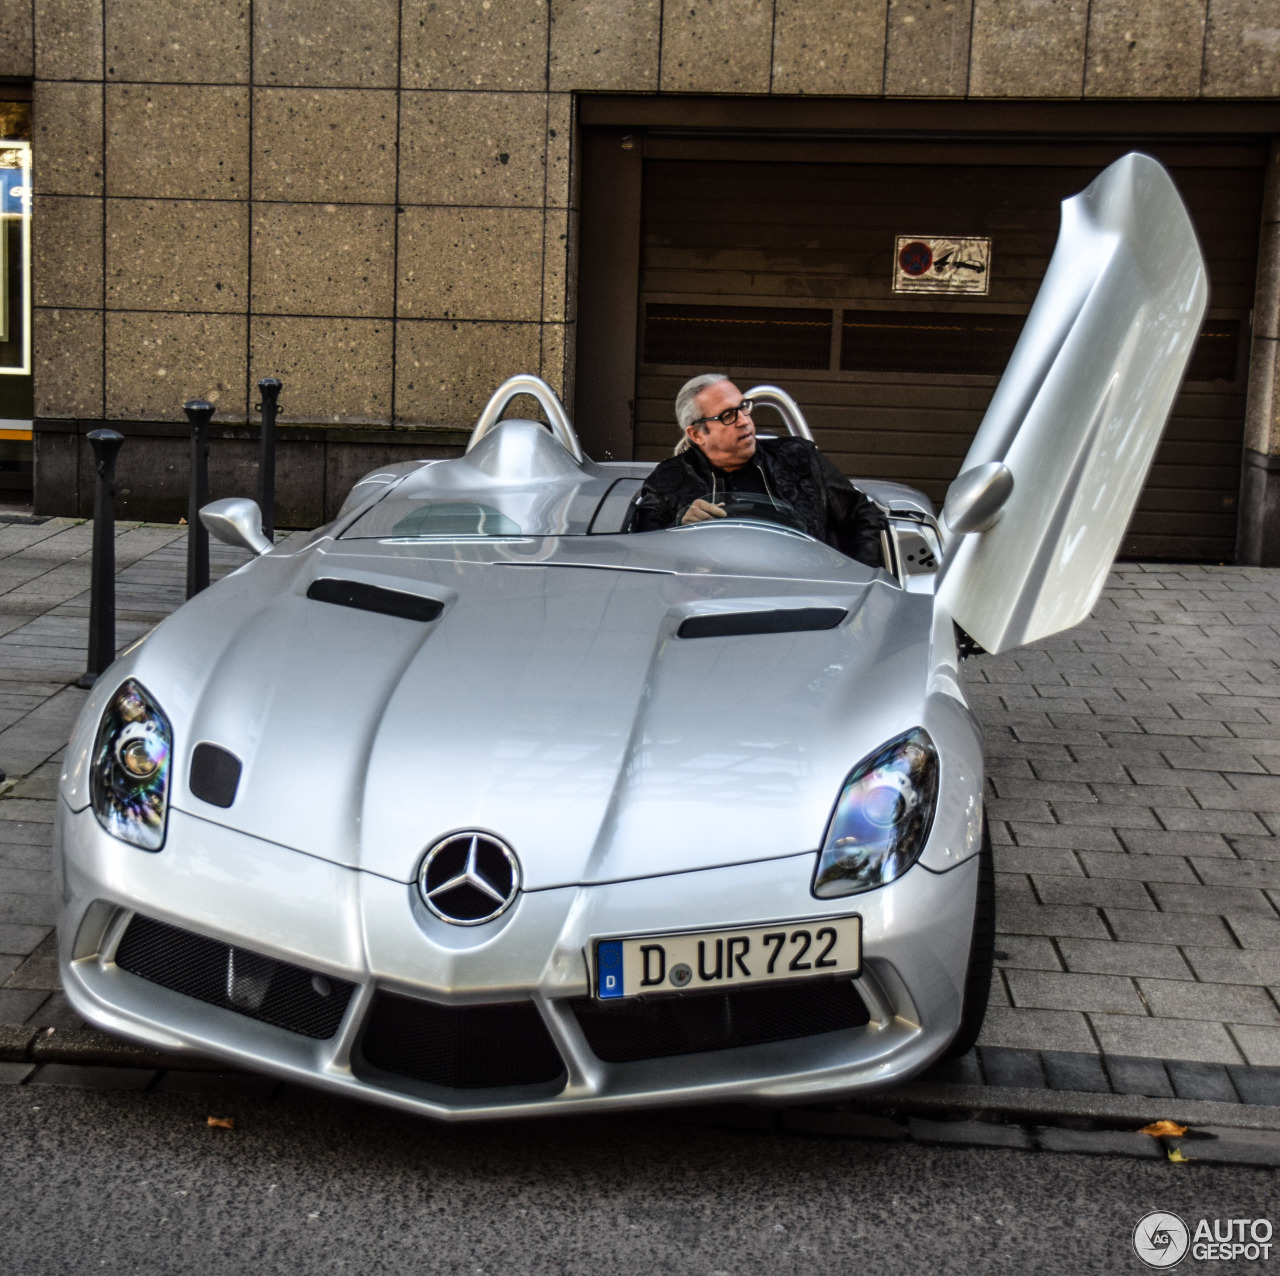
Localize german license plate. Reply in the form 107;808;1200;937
593;916;860;1000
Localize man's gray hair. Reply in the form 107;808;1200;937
673;373;729;454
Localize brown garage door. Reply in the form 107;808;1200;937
634;139;1264;561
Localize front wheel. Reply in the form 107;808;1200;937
942;816;994;1059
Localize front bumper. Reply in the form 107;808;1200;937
55;802;978;1121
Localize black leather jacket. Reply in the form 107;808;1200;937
633;437;886;568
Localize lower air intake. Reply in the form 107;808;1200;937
114;914;355;1040
356;991;566;1090
572;979;870;1063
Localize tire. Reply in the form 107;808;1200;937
942;817;995;1059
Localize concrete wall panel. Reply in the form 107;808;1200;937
106;199;248;313
1085;0;1206;96
885;0;972;97
34;0;101;81
549;0;659;92
32;195;101;308
252;88;396;203
395;319;541;426
104;311;247;422
399;90;549;207
254;0;398;89
1204;0;1280;96
251;203;395;318
33;308;102;418
661;0;774;93
969;0;1088;97
105;85;249;199
250;316;394;425
105;0;248;83
0;0;34;77
773;0;888;96
32;81;101;196
402;0;547;91
397;206;544;321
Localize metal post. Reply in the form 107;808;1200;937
184;399;214;598
78;429;124;689
256;377;281;543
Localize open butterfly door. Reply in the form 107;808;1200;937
935;153;1209;655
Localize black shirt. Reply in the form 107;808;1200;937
702;460;770;504
632;436;887;568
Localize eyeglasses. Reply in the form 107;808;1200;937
692;398;754;428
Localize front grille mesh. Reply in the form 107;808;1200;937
357;991;566;1090
114;914;355;1040
572;979;870;1063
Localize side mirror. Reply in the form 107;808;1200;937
942;462;1014;536
199;497;273;556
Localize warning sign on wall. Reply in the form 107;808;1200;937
893;236;992;295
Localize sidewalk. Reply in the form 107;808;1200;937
0;525;1277;1127
972;563;1280;1093
0;518;251;1033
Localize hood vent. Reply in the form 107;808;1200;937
307;577;444;623
190;743;242;808
677;607;846;640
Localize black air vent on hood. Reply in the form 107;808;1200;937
677;607;846;639
307;577;444;622
190;743;242;808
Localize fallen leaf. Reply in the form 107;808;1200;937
1167;1147;1191;1163
207;1116;235;1130
1139;1120;1187;1138
178;517;188;525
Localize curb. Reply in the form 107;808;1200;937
0;1024;225;1071
855;1079;1280;1134
7;1023;1280;1165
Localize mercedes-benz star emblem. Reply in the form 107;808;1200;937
418;832;520;926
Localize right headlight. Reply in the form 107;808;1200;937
812;728;938;897
90;679;172;851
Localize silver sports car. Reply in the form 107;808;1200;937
54;154;1206;1119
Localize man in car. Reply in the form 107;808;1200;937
632;373;887;567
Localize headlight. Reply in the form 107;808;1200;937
90;679;172;850
812;728;938;897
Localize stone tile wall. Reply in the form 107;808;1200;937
8;0;1280;432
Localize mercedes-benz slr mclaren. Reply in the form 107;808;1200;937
54;154;1207;1119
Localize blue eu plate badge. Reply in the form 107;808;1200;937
596;940;624;999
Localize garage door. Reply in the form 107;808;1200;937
633;139;1264;561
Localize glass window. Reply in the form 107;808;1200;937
0;139;30;379
0;101;33;505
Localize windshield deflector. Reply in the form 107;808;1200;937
342;418;608;540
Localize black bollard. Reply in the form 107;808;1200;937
256;377;281;544
78;429;125;689
184;399;214;598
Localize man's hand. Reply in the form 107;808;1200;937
680;499;727;525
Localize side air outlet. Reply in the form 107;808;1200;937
189;743;243;808
306;578;445;622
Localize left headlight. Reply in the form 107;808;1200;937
90;679;172;851
812;728;938;897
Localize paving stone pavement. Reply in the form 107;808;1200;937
0;517;253;1032
971;562;1280;1073
0;535;1278;1095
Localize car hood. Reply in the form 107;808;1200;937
64;530;935;889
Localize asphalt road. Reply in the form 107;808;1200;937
2;1084;1277;1276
